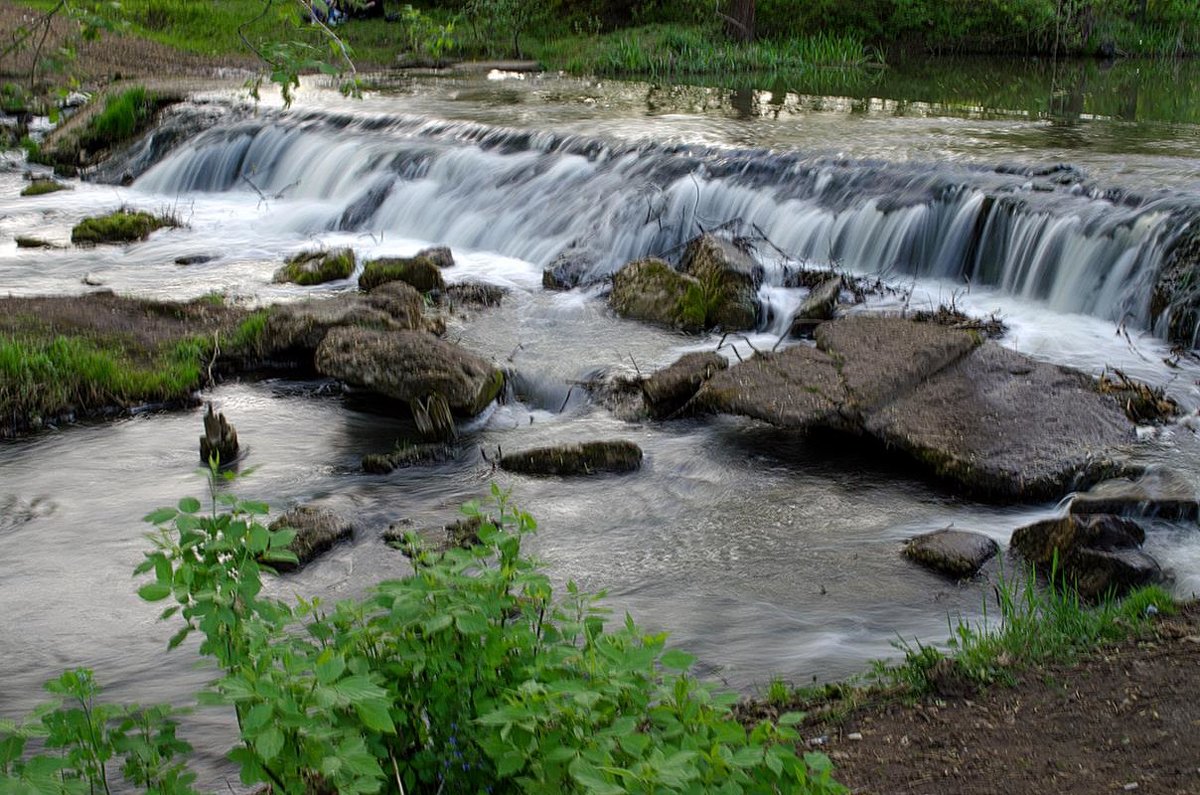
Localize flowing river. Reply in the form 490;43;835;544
2;59;1200;789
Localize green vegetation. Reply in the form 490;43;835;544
872;564;1174;694
230;309;269;353
19;179;70;196
277;248;356;285
71;209;179;245
0;333;211;426
77;86;156;152
0;669;196;793
0;481;850;794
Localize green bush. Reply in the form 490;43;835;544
129;481;845;794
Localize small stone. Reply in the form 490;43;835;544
1123;783;1139;791
847;732;863;741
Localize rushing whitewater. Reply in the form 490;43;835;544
131;103;1198;338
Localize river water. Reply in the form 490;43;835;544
2;60;1200;789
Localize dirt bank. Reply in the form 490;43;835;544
790;604;1200;794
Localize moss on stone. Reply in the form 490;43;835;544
276;248;356;286
359;256;446;293
71;209;178;245
20;180;71;197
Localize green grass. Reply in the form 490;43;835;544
873;565;1175;695
71;209;178;245
78;86;155;151
229;310;269;353
530;25;879;77
0;334;211;426
358;255;445;292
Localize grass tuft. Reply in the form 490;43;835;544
71;209;179;245
20;179;71;197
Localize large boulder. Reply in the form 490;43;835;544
1069;467;1199;521
642;352;728;418
1010;513;1162;599
903;528;999;578
259;282;425;359
679;235;763;331
315;327;504;417
693;315;1135;501
865;342;1134;499
268;505;354;571
500;440;643;476
610;258;705;332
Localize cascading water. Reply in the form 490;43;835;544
132;104;1198;338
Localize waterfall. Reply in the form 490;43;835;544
133;105;1199;338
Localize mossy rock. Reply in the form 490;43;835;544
71;210;177;245
20;180;71;197
15;236;60;249
268;505;354;572
360;255;446;293
276;248;356;286
610;258;705;333
679;235;762;331
500;440;643;476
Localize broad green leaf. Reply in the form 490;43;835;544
315;652;346;685
143;507;178;525
177;496;201;514
137;582;172;602
254;726;284;762
660;648;697;671
354;700;395;734
778;711;806;726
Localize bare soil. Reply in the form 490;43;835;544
0;1;257;89
775;604;1200;794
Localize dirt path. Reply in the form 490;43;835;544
804;604;1200;794
0;1;257;88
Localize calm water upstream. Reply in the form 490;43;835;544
2;58;1200;789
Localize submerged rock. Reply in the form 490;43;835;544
198;403;238;466
866;342;1133;499
383;515;482;555
1011;513;1162;599
643;352;729;419
362;442;457;474
315;327;503;417
275;248;355;286
442;282;507;309
679;234;763;331
610;258;704;332
903;528;999;578
543;248;597;290
360;253;446;293
15;236;60;249
500;440;643;476
417;245;455;269
1070;468;1199;521
268;505;353;571
174;254;215;266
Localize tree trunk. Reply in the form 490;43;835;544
724;0;755;43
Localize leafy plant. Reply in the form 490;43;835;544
136;477;845;794
0;668;197;794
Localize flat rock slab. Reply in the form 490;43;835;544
1070;467;1199;521
269;505;353;571
315;327;503;416
500;440;643;476
692;345;847;430
816;316;979;414
865;343;1133;500
904;528;999;578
